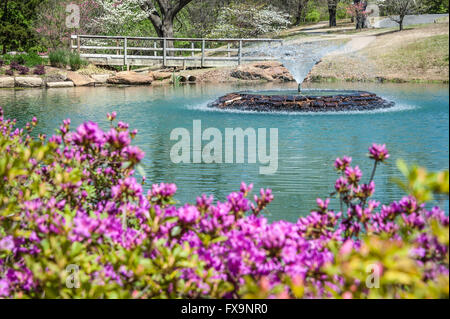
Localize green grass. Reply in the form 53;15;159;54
379;34;449;71
49;49;69;68
48;49;88;71
68;52;88;71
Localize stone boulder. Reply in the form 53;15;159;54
107;71;153;85
231;61;294;82
46;81;75;88
90;74;111;84
152;71;172;81
66;71;95;86
266;66;295;82
251;61;283;69
231;66;273;81
0;77;15;88
45;73;67;83
15;77;43;88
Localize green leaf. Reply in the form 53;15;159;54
171;226;181;237
136;165;146;178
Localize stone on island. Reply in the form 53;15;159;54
208;91;394;112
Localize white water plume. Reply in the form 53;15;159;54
243;41;343;84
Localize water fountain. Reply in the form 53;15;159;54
208;90;394;112
208;41;395;112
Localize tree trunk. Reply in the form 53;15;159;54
328;7;337;27
399;16;404;31
157;19;175;57
294;1;307;26
140;0;194;58
356;13;365;29
154;20;175;39
354;1;368;30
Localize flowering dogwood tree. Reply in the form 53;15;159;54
86;0;195;50
92;0;148;35
210;3;290;38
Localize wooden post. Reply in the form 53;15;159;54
77;36;81;54
163;38;167;67
201;39;205;68
154;42;157;57
238;40;242;65
227;43;231;58
116;39;120;56
70;35;74;53
123;37;128;70
191;42;195;58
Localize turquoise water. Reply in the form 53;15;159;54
1;82;448;222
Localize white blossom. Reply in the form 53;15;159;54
210;4;290;38
91;0;148;34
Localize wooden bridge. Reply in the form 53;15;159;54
70;35;283;69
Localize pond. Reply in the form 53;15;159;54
1;81;448;222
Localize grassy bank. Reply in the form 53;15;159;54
307;22;449;83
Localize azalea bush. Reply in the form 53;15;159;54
0;108;448;299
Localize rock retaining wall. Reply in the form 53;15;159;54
209;91;395;112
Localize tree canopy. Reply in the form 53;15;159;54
1;0;448;53
0;0;40;54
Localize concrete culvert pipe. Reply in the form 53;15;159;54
177;75;197;83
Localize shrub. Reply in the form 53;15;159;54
68;52;88;71
49;49;69;68
1;54;13;65
11;54;26;65
5;69;14;76
305;9;321;23
17;66;30;75
22;52;45;67
337;2;350;20
0;109;448;299
33;65;46;76
0;59;3;67
9;61;20;71
27;45;48;55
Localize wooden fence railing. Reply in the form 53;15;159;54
70;35;283;68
